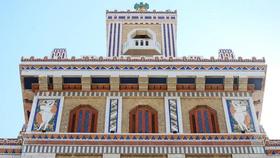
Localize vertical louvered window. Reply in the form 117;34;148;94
68;105;98;133
129;105;158;133
189;105;219;133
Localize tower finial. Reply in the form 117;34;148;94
134;2;149;12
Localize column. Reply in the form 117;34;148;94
139;76;148;91
53;76;62;91
196;75;205;91
239;76;248;91
82;76;91;91
224;76;234;91
167;77;176;91
110;76;119;91
39;75;48;91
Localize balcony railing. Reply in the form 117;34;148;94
31;83;39;92
205;84;224;91
176;84;196;91
63;83;82;90
123;39;161;54
247;84;255;91
91;84;110;91
148;84;167;91
120;84;139;91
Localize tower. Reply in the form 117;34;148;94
106;2;177;57
1;2;280;158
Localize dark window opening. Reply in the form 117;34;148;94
23;77;38;89
133;35;151;39
234;77;239;85
248;78;263;90
120;78;138;84
145;41;149;46
48;77;53;85
27;111;31;121
205;77;224;84
177;78;195;84
149;78;167;84
63;77;81;84
92;77;110;84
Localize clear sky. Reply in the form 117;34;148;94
0;0;279;138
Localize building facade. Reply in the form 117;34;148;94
1;3;280;158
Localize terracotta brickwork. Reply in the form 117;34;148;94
181;98;228;133
59;97;106;133
121;97;166;133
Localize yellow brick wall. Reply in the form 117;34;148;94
186;155;231;158
121;97;166;133
59;97;106;133
181;98;228;133
58;96;228;133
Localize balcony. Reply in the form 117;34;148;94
205;84;224;91
31;83;39;92
123;39;161;55
176;84;196;91
120;84;139;91
91;84;110;91
148;84;167;91
63;84;82;90
247;84;255;91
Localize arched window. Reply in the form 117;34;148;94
129;105;158;133
68;105;98;133
189;105;219;133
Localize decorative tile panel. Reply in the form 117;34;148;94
165;97;183;133
105;97;122;133
26;96;64;133
222;97;260;133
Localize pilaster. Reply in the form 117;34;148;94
224;76;234;91
39;75;48;91
53;76;62;91
82;76;91;91
239;76;248;91
196;76;205;91
110;76;120;91
139;76;148;91
167;77;176;91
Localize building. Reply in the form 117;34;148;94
1;2;280;158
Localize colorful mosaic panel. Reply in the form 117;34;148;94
108;99;119;133
168;99;179;133
223;98;258;133
31;99;61;132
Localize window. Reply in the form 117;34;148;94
48;76;53;89
63;77;81;83
189;106;219;133
23;77;38;89
120;77;138;84
248;78;263;90
205;77;224;84
177;78;195;84
92;77;110;84
149;78;167;84
129;105;158;133
68;105;98;133
234;77;239;85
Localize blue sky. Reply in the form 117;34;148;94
0;0;279;138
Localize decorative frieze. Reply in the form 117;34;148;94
105;97;122;133
165;97;183;133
